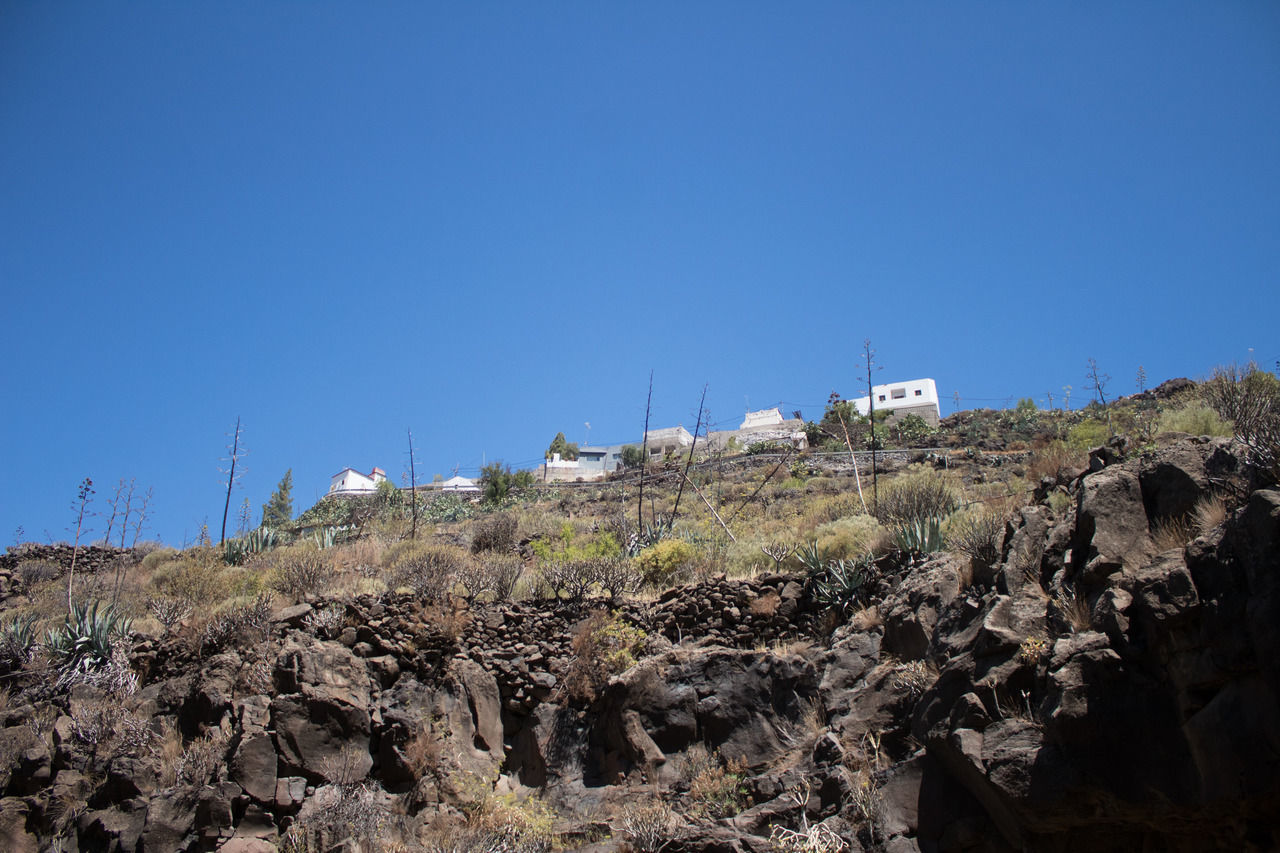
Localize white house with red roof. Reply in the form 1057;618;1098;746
328;466;388;495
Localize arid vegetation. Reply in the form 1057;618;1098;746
1;366;1277;851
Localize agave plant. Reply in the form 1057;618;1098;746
47;600;131;672
225;526;281;565
0;613;39;668
795;541;826;575
893;516;945;555
626;515;673;556
311;525;350;550
807;557;872;616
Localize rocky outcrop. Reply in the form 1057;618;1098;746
0;437;1276;851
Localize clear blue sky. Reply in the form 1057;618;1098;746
3;3;1277;545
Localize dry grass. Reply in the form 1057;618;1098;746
851;605;881;631
1053;587;1091;633
1151;516;1194;553
1026;440;1086;483
1194;494;1227;536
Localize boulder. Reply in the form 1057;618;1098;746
1074;466;1152;584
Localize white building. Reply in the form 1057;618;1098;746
740;408;784;430
643;425;695;459
328;466;388;495
850;378;941;426
440;475;480;493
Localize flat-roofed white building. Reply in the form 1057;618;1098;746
851;378;941;426
740;408;784;430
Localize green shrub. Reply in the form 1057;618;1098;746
1156;405;1233;437
895;413;936;443
621;445;646;468
1067;419;1109;450
634;540;696;588
813;515;885;562
875;467;958;527
564;611;647;701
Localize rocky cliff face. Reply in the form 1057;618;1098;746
0;437;1276;851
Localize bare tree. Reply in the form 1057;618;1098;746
117;479;136;547
219;416;246;546
406;428;421;540
637;370;653;531
1136;365;1148;394
835;405;869;514
129;486;154;547
863;339;882;508
1085;358;1110;405
67;477;94;613
101;478;128;546
669;384;707;525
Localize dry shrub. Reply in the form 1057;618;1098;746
750;590;781;616
329;538;385;576
851;605;881;631
812;515;886;562
470;513;519;554
201;592;274;651
162;727;229;789
803;476;841;495
270;552;330;600
686;748;749;820
139;547;178;573
725;538;771;577
1026;440;1086;483
537;560;596;601
456;554;524;603
1200;364;1280;482
392;544;471;601
422;601;471;643
618;798;676;852
17;559;59;587
945;507;1004;567
1194;494;1227;536
889;660;935;699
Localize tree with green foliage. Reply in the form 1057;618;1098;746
546;432;579;460
480;462;534;504
620;445;646;469
261;469;294;529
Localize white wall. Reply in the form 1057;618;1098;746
330;470;377;494
850;378;939;416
